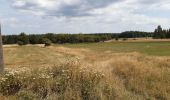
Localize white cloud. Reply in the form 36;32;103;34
11;0;119;17
1;17;39;29
4;0;170;33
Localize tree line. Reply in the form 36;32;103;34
2;33;114;45
3;25;169;45
119;31;153;38
2;32;153;45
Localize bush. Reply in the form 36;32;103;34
42;38;52;47
115;37;119;41
122;38;128;41
17;41;24;46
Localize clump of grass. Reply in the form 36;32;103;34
0;61;116;100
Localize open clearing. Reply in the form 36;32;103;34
2;41;170;100
63;41;170;56
4;41;170;68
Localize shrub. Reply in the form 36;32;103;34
115;37;119;41
122;38;128;41
42;38;52;47
17;41;24;46
115;35;119;41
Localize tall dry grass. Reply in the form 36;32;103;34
0;61;116;100
109;53;170;100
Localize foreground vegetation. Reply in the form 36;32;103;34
0;61;115;100
1;41;170;100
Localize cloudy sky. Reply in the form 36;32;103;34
1;0;170;34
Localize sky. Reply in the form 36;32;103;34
1;0;170;34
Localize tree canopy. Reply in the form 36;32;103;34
3;25;170;45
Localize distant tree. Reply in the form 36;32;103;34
17;32;29;45
45;33;56;43
2;35;18;44
153;29;158;38
153;25;166;39
29;34;41;44
166;29;170;38
161;29;166;39
157;25;163;32
119;31;151;38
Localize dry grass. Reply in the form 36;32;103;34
0;45;170;100
0;61;115;100
77;51;170;100
109;53;170;100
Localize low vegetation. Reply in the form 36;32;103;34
0;62;115;100
1;41;170;100
42;38;52;47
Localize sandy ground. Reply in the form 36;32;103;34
3;44;44;47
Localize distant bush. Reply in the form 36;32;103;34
17;41;24;46
122;38;128;41
42;38;52;47
115;37;119;41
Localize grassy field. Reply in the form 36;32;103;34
0;41;170;100
63;41;170;56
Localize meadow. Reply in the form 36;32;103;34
63;41;170;56
0;40;170;100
